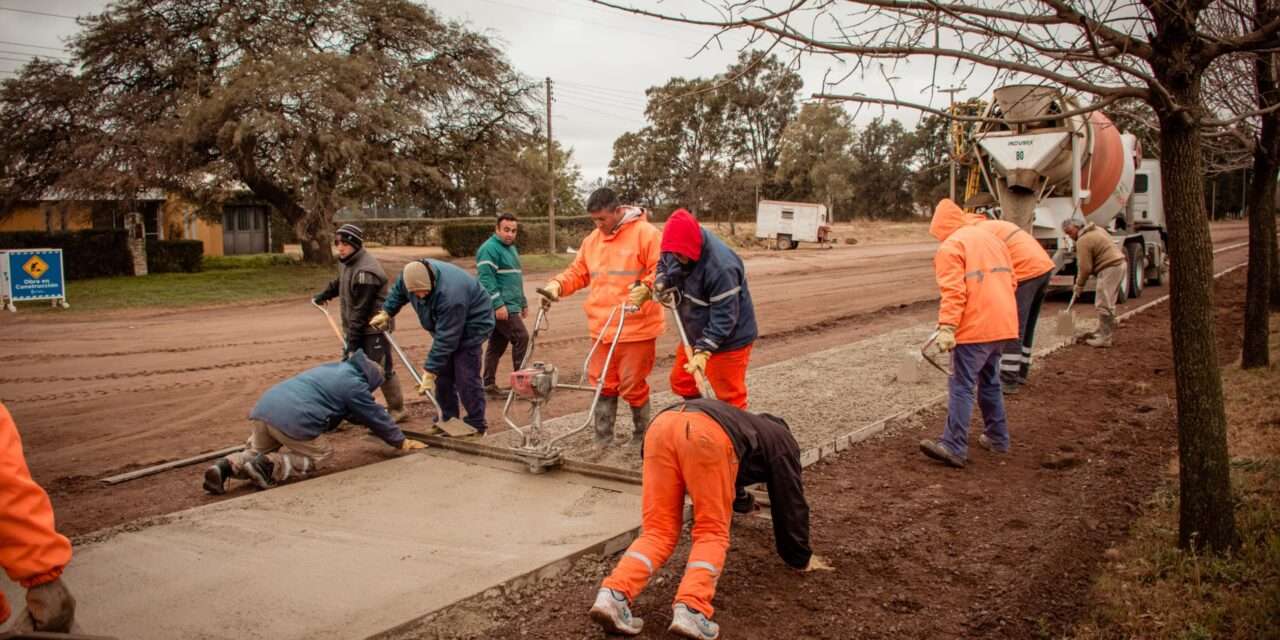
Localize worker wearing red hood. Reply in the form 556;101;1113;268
632;209;757;409
919;200;1019;468
542;188;665;447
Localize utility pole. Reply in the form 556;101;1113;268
940;86;967;202
546;77;556;254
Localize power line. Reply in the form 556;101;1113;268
0;55;35;64
0;6;79;20
0;49;71;60
0;39;69;52
466;0;683;44
555;85;648;110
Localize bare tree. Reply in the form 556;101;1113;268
590;0;1280;552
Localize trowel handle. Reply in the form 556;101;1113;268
312;300;347;349
1065;291;1078;313
383;330;449;415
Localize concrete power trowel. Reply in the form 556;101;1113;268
502;288;635;473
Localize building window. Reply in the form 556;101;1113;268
1134;174;1149;194
781;209;795;220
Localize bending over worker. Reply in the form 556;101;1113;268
312;223;406;421
637;208;757;408
590;398;829;640
372;259;495;434
476;213;530;396
949;198;1055;392
919;201;1019;468
203;350;425;493
1062;218;1125;348
542;187;664;446
0;403;76;633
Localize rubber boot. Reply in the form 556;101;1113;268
628;401;651;445
202;459;232;495
382;372;408;423
593;396;619;448
1086;314;1114;348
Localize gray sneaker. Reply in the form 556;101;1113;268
919;440;966;468
977;434;1009;454
242;453;277;490
589;588;643;635
669;603;719;640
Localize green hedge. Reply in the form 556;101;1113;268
439;216;596;257
0;230;132;279
146;239;204;273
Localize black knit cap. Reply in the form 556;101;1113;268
336;223;364;249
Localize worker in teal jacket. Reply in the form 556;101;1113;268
372;259;495;433
476;213;530;395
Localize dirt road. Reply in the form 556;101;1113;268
0;222;1250;535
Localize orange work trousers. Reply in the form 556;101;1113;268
670;344;753;409
601;409;738;618
587;338;656;408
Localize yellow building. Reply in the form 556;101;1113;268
0;194;276;256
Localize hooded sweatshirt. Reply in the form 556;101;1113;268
552;209;665;342
930;200;1020;344
656;209;757;353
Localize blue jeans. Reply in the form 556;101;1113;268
434;341;488;432
941;341;1010;458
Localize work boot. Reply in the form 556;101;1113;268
977;434;1009;454
484;383;505;398
202;459;232;495
733;487;757;514
919;440;966;468
242;453;277;490
628;401;651;445
1086;314;1115;348
382;375;408;423
593;396;619;448
589;588;643;636
669;603;719;640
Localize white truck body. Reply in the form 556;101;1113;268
755;200;831;249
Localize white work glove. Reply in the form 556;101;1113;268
627;282;652;307
541;281;562;302
369;310;391;331
399;439;428;451
684;350;711;376
415;371;437;396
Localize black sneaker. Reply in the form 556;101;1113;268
243;453;277;490
202;459;232;495
733;488;757;514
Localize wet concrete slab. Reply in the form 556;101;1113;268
2;451;640;640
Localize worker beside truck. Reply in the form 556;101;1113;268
1063;219;1127;348
589;398;829;640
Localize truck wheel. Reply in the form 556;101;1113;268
1117;264;1129;304
1125;243;1144;299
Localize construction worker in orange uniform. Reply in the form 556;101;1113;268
632;208;757;408
589;398;829;639
542;187;665;446
951;197;1056;392
919;200;1020;467
0;403;77;633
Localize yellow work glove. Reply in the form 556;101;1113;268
541;281;562;302
415;371;437;395
399;439;428;451
935;325;957;353
369;310;391;331
627;282;652;307
684;349;711;376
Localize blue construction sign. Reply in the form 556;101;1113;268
2;248;70;312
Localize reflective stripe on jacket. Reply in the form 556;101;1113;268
931;201;1020;344
476;234;528;312
553;217;665;342
0;402;72;627
656;228;757;353
934;200;1057;283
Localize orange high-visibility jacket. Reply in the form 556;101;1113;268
0;403;72;625
936;200;1056;283
931;201;1020;344
553;216;665;342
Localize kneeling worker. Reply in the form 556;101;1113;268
589;398;829;640
634;208;757;409
372;259;496;434
203;350;425;493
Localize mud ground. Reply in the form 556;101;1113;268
387;264;1250;640
0;223;1249;537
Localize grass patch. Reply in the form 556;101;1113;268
1069;315;1280;640
13;253;333;314
519;252;576;272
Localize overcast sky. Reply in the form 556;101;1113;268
0;0;980;185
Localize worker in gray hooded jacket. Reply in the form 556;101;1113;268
201;349;426;494
312;223;406;422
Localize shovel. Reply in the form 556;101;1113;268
311;300;347;351
1055;291;1079;338
383;330;478;437
658;287;717;400
920;329;953;377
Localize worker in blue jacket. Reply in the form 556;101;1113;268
202;349;426;493
371;259;496;433
633;209;758;409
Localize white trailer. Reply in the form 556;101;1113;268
754;200;832;249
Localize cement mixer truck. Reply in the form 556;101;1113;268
967;85;1167;300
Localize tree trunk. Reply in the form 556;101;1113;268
1157;104;1240;552
295;210;336;266
1243;48;1279;369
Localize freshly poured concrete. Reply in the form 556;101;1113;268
2;452;640;640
